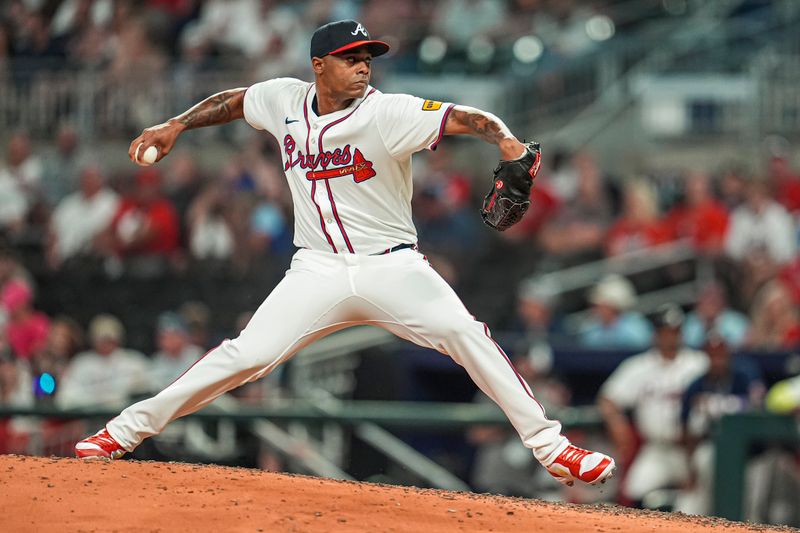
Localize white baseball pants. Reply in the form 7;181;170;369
107;248;567;463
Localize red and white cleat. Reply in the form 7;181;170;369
546;444;615;486
75;428;126;460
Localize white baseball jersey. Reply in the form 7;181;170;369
600;348;708;442
243;78;455;254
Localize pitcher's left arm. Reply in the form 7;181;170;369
444;106;541;231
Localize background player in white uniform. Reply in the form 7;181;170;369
598;304;708;503
76;20;614;487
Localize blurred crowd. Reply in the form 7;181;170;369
0;0;665;80
0;127;294;277
517;145;800;354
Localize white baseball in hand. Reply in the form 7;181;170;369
137;144;159;166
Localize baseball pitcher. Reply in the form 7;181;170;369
76;20;614;487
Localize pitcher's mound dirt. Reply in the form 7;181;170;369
0;455;791;532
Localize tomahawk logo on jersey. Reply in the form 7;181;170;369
282;135;376;183
243;77;455;255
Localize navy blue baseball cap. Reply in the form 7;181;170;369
310;20;390;59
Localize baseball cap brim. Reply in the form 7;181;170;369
327;40;390;57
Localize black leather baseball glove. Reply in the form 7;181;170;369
480;141;541;231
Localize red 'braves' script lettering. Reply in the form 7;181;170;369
284;134;352;170
283;135;375;183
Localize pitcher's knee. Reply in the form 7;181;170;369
424;316;480;344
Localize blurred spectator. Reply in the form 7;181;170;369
51;0;115;42
187;181;235;261
0;131;43;203
150;311;203;390
413;186;478;258
432;0;506;50
358;0;420;60
46;164;120;270
0;247;33;292
0;348;32;408
530;0;598;60
768;155;800;214
544;148;579;202
59;0;115;69
415;146;472;212
778;255;800;306
306;0;362;27
187;0;308;78
719;162;749;210
515;278;565;347
103;167;180;277
0;131;42;235
56;314;150;409
725;178;796;265
107;13;167;84
0;168;27;236
40;123;86;206
606;181;671;257
248;187;291;257
468;345;569;498
664;171;729;254
105;11;169;132
247;163;292;265
725;178;796;306
1;279;49;360
179;300;214;350
252;1;311;80
745;280;800;350
682;281;749;350
539;152;612;262
163;150;205;246
29;315;84;403
413;148;479;256
0;348;34;454
674;331;764;516
0;248;32;333
578;274;653;349
12;9;66;60
598;304;708;506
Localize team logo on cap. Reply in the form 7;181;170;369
351;23;368;37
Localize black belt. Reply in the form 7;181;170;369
372;243;417;255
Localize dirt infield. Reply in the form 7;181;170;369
0;455;792;533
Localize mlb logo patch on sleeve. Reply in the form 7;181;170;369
422;100;443;111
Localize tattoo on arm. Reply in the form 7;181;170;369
175;88;246;130
446;106;513;145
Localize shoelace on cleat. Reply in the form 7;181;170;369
558;446;590;468
90;432;118;448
